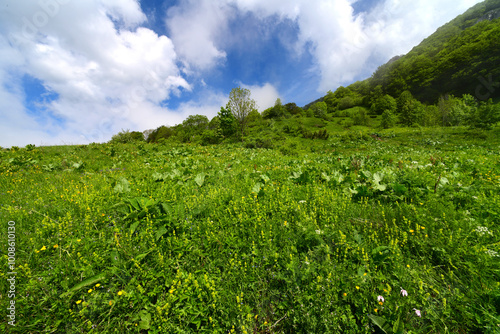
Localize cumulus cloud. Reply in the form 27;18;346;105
0;0;190;146
165;0;482;92
239;82;281;111
166;0;232;71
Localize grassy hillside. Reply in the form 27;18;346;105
1;127;499;333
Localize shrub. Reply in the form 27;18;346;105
200;129;223;145
350;108;369;126
110;129;144;144
381;109;398;129
467;99;500;129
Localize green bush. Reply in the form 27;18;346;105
467;99;500;129
381;109;398;129
109;129;145;144
200;129;223;145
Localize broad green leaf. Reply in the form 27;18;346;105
156;226;168;241
368;314;393;334
114;177;130;193
195;173;205;187
252;182;263;194
138;310;151;330
152;172;166;182
321;172;331;182
135;251;152;262
393;313;404;334
130;221;140;235
60;273;106;298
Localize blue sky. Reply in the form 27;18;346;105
0;0;483;146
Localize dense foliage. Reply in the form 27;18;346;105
1;127;499;333
369;0;500;103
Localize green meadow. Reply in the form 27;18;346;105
1;127;500;333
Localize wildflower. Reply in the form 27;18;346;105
400;288;408;297
88;289;92;293
117;290;124;296
413;308;421;317
40;246;46;251
284;221;287;226
53;244;59;248
377;295;384;302
109;300;113;306
374;308;378;313
356;286;360;290
409;230;414;233
95;284;101;288
76;300;82;304
343;293;347;297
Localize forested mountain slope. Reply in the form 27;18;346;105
368;0;500;103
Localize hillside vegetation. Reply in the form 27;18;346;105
1;128;500;333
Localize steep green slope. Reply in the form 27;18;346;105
369;0;500;103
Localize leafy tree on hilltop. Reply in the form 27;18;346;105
226;87;258;139
309;101;328;119
218;107;237;138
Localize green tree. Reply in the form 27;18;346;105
246;110;263;125
422;105;440;127
381;109;397;128
468;98;500;129
262;98;286;119
369;85;384;106
208;116;221;130
218;107;237;138
183;115;209;131
309;101;328;118
339;96;355;110
437;95;454;126
226;87;258;139
110;129;145;144
371;94;397;115
284;102;303;116
398;90;422;126
181;115;209;142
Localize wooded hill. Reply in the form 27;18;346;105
331;0;500;105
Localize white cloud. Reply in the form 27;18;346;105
231;0;483;92
239;82;280;111
0;0;192;146
164;0;483;93
166;0;232;71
